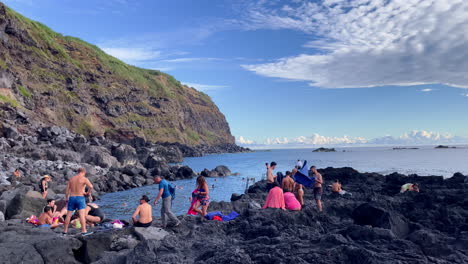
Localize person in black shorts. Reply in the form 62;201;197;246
132;195;153;228
310;166;323;212
266;162;277;191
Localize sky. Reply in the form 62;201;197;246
4;0;468;148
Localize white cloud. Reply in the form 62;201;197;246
461;93;468;97
236;136;255;145
370;131;458;145
242;0;468;89
236;130;468;148
183;82;228;92
162;57;222;63
101;47;161;63
420;88;435;92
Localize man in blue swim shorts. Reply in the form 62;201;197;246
63;168;94;235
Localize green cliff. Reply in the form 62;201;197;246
0;3;235;146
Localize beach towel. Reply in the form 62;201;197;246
284;192;302;211
294;160;315;188
262;186;286;210
26;215;39;226
205;211;240;221
187;189;200;215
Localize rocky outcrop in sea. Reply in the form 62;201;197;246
0;167;466;263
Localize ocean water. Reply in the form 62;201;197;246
97;146;468;220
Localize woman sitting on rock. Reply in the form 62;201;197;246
284;192;301;211
193;176;210;217
262;184;286;210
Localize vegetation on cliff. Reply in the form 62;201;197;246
0;3;234;146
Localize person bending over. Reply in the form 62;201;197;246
133;195;153;227
85;202;105;226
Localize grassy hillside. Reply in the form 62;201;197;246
0;3;234;145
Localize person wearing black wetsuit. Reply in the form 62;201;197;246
85;203;105;225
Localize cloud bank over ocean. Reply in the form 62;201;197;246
237;130;468;149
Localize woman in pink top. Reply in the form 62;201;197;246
284;192;302;211
262;186;285;210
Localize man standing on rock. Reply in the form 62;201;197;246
310;166;323;212
153;176;180;228
266;162;277;191
63;168;93;235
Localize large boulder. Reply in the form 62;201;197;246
1;124;20;140
34;237;82;263
134;226;169;241
352;203;410;238
175;166;196;179
111;144;139;167
82;146;119;168
145;155;166;169
6;190;45;219
152;145;183;163
201;168;216;177
213;165;231;176
0;242;44;263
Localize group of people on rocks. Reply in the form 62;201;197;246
15;157;422;234
262;160;420;213
263;161;324;212
23;168;216;234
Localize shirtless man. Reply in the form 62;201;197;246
281;171;295;192
331;180;349;195
266;162;277;191
37;206;59;229
132;195;153;227
311;166;323;212
63;168;93;235
331;180;342;193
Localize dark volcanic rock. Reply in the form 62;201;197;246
213;165;231;176
111;144;138;166
352;203;410;238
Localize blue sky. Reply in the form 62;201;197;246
4;0;468;147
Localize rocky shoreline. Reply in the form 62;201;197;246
0;105;248;200
0;167;467;263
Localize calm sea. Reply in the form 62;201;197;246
97;146;468;220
